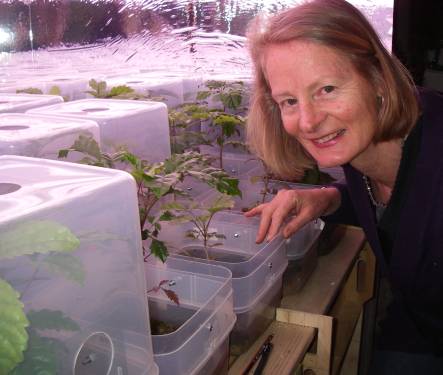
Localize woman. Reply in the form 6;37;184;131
244;0;443;373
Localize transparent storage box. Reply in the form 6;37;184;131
0;113;100;162
27;98;171;162
105;74;184;109
200;178;319;213
146;257;236;375
198;147;263;177
0;156;158;375
0;93;63;113
157;212;288;354
283;220;324;294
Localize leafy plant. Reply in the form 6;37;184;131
168;103;212;154
59;136;241;263
197;80;248;114
0;220;83;374
86;79;165;101
161;193;235;260
195;80;249;169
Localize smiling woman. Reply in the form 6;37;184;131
244;1;443;374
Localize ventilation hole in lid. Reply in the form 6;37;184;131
0;125;29;130
0;183;21;195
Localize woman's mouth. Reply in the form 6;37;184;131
312;129;345;147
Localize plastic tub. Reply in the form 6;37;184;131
27;98;170;162
0;155;158;375
158;212;288;354
0;113;100;162
104;74;184;108
0;93;63;113
146;257;236;375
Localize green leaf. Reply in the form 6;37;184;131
159;211;174;221
220;91;242;110
27;309;80;332
161;201;186;211
16;88;43;95
215;178;242;197
10;332;59;375
57;149;69;159
196;91;211;100
150;239;169;263
48;86;61;96
0;278;29;375
0;220;80;260
207;194;235;214
205;80;225;90
108;85;134;98
38;253;85;285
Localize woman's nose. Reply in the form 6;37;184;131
298;100;325;133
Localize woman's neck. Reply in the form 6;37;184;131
351;138;404;188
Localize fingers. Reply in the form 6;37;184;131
243;204;264;217
282;209;312;238
255;206;273;244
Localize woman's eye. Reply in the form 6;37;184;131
281;98;297;107
322;85;335;94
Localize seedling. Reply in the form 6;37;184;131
196;80;250;169
59;136;241;263
168;103;212;154
86;79;164;101
160;193;235;261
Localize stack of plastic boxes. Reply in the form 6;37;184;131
146;257;236;375
27;98;171;162
157;212;288;355
0;93;63;113
0;156;158;374
0;113;100;161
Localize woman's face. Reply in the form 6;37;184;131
264;40;379;168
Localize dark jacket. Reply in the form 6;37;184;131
327;89;443;355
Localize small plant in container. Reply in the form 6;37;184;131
160;193;243;262
195;80;250;169
59;135;241;263
168;103;212;154
86;79;164;101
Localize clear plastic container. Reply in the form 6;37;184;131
199;147;263;177
0;155;158;375
283;220;324;294
0;113;100;162
27;98;171;162
105;74;184;109
0;93;63;113
146;257;236;375
157;212;288;354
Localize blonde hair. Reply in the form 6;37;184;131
246;0;419;179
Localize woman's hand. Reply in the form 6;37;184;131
244;187;341;243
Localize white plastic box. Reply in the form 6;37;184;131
0;156;158;375
0;113;100;162
104;74;184;109
0;93;63;113
138;69;203;103
146;257;236;375
0;75;88;101
158;212;288;355
27;98;171;162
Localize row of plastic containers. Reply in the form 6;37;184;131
0;65;250;107
0;155;323;374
